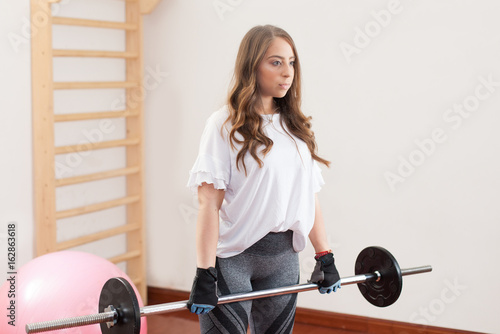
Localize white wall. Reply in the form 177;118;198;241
1;0;33;269
143;1;500;333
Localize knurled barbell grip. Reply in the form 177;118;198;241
25;265;432;333
25;309;116;333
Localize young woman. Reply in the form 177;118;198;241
186;24;341;334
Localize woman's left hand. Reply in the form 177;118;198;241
309;252;341;294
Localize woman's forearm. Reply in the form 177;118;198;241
196;204;220;268
196;183;224;268
309;194;331;253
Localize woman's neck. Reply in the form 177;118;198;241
259;97;277;115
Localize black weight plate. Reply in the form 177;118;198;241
354;246;402;307
98;277;141;334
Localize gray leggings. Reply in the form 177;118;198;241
199;230;300;334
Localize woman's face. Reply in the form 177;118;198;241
256;37;295;101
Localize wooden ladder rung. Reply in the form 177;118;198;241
108;250;142;265
56;223;141;251
54;81;139;90
53;49;139;58
52;16;138;30
55;195;141;219
54;110;139;122
56;166;140;187
55;137;140;155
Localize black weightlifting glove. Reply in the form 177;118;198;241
187;267;218;314
309;253;341;294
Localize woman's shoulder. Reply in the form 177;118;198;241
206;105;231;129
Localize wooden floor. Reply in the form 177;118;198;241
147;313;361;334
145;288;479;334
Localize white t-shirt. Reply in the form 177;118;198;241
187;105;325;258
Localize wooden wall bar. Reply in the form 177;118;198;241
31;0;148;301
32;0;57;256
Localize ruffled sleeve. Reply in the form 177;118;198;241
187;111;231;194
312;160;325;193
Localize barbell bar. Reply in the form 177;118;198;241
25;246;432;334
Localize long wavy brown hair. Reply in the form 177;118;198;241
224;25;330;173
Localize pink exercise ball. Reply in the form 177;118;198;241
0;251;147;334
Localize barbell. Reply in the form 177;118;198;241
25;246;432;334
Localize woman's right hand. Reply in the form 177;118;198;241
187;267;219;314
